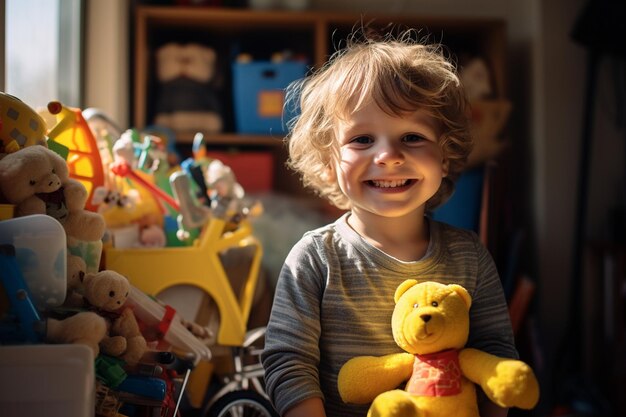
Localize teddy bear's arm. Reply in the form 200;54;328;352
62;178;89;211
110;308;147;366
459;348;540;409
337;352;414;404
101;335;128;357
15;195;47;217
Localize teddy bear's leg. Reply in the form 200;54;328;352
63;211;106;242
368;390;421;417
100;335;128;357
122;335;148;366
110;308;148;366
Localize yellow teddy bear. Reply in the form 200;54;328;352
338;280;539;417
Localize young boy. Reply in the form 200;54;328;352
262;35;517;417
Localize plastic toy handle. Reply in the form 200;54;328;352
111;161;180;212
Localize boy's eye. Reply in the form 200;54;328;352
403;133;426;143
350;135;373;145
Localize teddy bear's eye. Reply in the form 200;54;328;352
109;290;115;297
29;180;36;186
413;303;419;309
431;301;438;307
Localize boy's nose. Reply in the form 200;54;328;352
374;144;404;166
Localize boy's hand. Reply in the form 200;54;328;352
284;397;326;417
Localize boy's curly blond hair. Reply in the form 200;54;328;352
285;33;473;211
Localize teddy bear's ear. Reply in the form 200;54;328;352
394;279;418;303
81;272;96;284
48;149;70;179
448;284;472;308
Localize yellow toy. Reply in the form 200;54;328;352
0;91;48;154
105;217;261;347
45;101;105;212
338;280;539;417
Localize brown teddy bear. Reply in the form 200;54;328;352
0;145;106;243
81;270;148;366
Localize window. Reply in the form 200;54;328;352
3;0;83;109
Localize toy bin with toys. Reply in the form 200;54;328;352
232;60;307;134
0;92;278;417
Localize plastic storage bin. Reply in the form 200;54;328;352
0;214;67;309
207;150;274;193
232;61;307;134
0;344;95;417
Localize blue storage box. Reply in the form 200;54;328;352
432;167;485;232
232;61;307;134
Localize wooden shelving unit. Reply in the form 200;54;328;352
131;5;507;198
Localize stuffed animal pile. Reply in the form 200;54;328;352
338;280;539;417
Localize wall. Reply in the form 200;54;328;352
84;0;129;128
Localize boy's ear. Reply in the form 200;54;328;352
442;157;450;178
321;163;335;182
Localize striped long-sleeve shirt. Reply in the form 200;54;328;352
261;213;517;417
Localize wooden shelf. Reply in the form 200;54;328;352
132;5;507;197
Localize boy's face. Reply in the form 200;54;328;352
332;102;449;219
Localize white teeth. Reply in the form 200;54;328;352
371;179;408;188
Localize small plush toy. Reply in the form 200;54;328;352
0;145;106;243
81;270;148;366
338;280;539;417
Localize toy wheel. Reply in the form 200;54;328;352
206;390;279;417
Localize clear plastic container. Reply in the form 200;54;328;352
125;286;211;364
0;214;67;309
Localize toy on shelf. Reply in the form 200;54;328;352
338;280;539;417
458;57;512;168
154;43;223;134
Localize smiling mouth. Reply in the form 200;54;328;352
367;179;415;188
